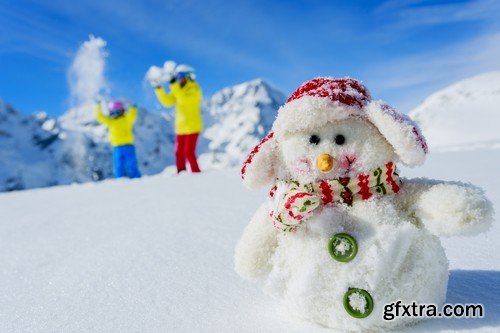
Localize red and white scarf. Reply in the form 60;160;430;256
269;162;401;232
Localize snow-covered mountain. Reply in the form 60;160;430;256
0;100;61;191
410;71;500;150
200;79;286;169
0;79;286;192
0;99;175;192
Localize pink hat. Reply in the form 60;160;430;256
108;100;125;111
241;77;428;189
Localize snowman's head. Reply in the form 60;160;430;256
278;117;395;183
241;78;429;189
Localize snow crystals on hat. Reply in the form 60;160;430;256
286;77;371;106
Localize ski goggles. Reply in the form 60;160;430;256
175;72;191;80
109;109;125;118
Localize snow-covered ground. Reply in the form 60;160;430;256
0;148;498;332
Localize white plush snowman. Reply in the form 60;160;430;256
235;78;493;332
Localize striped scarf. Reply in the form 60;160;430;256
269;162;401;232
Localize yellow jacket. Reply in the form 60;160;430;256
154;80;203;135
94;104;137;146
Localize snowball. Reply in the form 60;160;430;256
146;66;163;84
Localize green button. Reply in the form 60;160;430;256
328;233;357;262
343;288;374;318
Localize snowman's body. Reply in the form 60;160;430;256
235;78;492;332
263;190;448;331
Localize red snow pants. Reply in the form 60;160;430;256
175;133;201;173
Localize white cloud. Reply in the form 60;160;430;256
0;3;72;62
369;31;500;89
376;0;500;30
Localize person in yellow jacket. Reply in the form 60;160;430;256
94;100;141;178
153;64;202;173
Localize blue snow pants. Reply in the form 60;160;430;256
112;144;142;178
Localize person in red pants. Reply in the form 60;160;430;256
175;133;200;173
149;62;202;173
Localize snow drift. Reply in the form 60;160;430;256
0;149;498;332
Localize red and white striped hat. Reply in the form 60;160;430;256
241;77;428;189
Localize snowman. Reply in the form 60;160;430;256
234;78;493;331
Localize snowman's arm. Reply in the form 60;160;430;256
234;202;278;281
396;177;493;237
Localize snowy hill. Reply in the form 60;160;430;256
0;99;64;191
200;79;286;169
410;71;500;151
0;149;498;332
0;79;284;192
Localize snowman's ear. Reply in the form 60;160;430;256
365;100;428;167
241;132;278;189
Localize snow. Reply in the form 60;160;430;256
66;35;108;122
0;148;498;332
199;79;286;170
0;100;60;191
348;292;368;314
145;62;175;88
335;238;351;255
410;71;500;150
68;36;108;105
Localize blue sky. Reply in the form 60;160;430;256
1;0;500;116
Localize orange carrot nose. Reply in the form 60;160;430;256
316;154;335;173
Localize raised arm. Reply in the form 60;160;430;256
154;86;176;108
396;177;493;237
125;104;138;124
94;102;111;126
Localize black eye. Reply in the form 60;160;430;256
334;134;345;145
309;134;320;145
